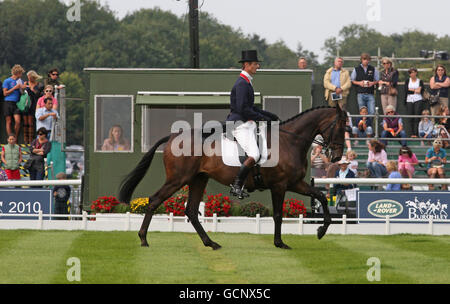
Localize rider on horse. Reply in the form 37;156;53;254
227;50;280;199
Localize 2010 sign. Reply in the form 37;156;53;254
0;189;52;219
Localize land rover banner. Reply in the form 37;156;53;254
357;191;449;221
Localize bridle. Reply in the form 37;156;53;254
279;114;346;157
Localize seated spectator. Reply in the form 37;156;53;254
398;146;418;178
101;124;131;151
404;67;424;137
418;109;436;145
346;150;358;176
45;68;64;90
385;160;402;191
345;111;353;150
425;138;447;190
379;58;399;114
29;128;52;185
334;157;356;195
352;106;373;142
36;85;58;110
1;134;23;181
310;137;329;178
366;140;388;178
35;97;59;139
380;105;407;147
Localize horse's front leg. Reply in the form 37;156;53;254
291;180;331;240
270;186;290;249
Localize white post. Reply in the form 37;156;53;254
199;202;205;223
256;214;260;234
82;211;87;230
298;214;304;235
37;210;43;230
342;214;347;235
385;215;390;235
169;212;174;232
213;213;217;232
428;218;434;235
125;212;130;231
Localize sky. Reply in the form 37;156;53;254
96;0;450;62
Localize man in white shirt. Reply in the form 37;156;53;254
35;97;59;138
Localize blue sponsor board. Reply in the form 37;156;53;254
358;191;449;221
0;189;52;219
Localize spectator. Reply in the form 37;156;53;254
53;172;71;219
29;127;52;184
101;124;131;151
346;150;359;176
385;160;402;191
297;57;307;69
24;70;44;144
352;106;373;142
310;137;329;178
418;109;436;145
1;134;23;181
44;68;64;90
36;97;59;138
404;67;425;138
429;64;450;118
366;140;388;178
379;58;399;114
344;111;353;151
36;85;58;110
425;138;447;190
398;146;418;178
2;64;26;139
334;157;356;196
323;57;351;110
381;105;407;147
434;105;450;148
351;53;380;115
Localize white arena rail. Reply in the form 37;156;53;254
0;179;82;187
1;212;449;236
314;177;450;185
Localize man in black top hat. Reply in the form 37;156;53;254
226;50;279;199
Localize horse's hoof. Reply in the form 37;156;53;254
275;242;292;249
211;242;222;250
317;226;327;240
141;242;149;247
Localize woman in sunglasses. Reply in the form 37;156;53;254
44;68;64;90
36;85;58;111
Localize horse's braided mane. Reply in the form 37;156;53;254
280;106;335;125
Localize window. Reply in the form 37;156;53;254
94;95;133;152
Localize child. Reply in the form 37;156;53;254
1;134;23;180
352;106;373;145
398;146;418;178
418;109;435;146
386;160;402;191
53;172;71;219
346;150;358;176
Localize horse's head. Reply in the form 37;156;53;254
319;106;347;163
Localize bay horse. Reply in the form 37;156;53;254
118;106;347;249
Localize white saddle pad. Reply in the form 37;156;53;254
221;125;269;167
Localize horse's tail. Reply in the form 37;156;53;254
118;135;171;204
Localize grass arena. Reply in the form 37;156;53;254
1;230;449;284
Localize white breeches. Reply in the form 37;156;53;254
232;121;260;161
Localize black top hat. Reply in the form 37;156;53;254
239;50;262;63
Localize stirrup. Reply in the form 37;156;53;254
230;184;249;199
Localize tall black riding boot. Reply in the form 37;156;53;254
230;164;251;199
